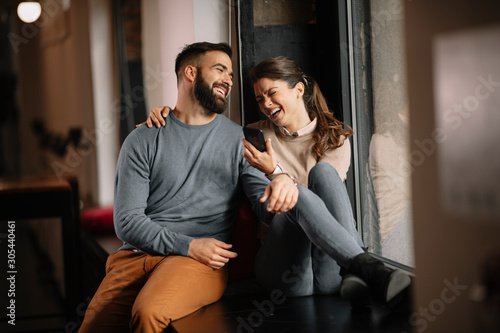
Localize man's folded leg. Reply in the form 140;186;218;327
130;255;228;333
79;250;158;333
80;251;227;333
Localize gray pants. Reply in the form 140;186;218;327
255;162;364;296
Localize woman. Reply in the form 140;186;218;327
144;57;410;308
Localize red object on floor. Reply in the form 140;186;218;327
80;206;115;235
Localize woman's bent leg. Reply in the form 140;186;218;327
254;213;315;297
311;246;343;294
308;162;363;247
282;183;410;305
290;185;365;268
305;163;364;293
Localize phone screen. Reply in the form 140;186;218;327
243;127;266;152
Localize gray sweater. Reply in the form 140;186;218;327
114;112;272;256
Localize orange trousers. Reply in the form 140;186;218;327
79;250;227;333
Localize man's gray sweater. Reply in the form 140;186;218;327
114;112;272;257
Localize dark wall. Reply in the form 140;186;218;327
237;0;343;125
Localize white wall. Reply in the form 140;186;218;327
153;0;195;108
89;0;118;206
193;0;230;43
141;0;163;113
142;0;195;110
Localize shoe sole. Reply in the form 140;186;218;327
385;270;411;305
340;275;371;308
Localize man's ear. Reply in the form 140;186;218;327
184;65;197;83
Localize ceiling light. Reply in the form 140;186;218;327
17;2;42;23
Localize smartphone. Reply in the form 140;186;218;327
243;127;266;152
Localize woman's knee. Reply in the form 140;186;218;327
309;162;339;181
308;162;343;191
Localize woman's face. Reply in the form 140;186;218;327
253;78;307;130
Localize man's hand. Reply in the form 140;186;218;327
188;238;238;269
136;106;170;128
260;174;298;214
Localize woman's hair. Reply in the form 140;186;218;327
249;56;353;161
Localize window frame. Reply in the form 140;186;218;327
340;0;414;271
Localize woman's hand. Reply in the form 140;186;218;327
241;137;277;175
136;106;171;128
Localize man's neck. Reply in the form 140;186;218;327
173;100;217;125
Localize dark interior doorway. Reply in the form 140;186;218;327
236;0;346;126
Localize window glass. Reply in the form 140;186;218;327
350;0;414;266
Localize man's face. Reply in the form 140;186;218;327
194;51;233;114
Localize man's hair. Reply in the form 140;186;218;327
175;42;232;81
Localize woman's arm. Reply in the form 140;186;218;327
136;106;171;128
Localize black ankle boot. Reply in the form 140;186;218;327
339;274;371;308
349;253;411;306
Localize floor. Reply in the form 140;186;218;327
171;291;413;333
169;276;413;333
0;223;414;333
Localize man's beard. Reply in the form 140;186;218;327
194;71;228;114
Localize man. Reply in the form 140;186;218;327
79;42;298;332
